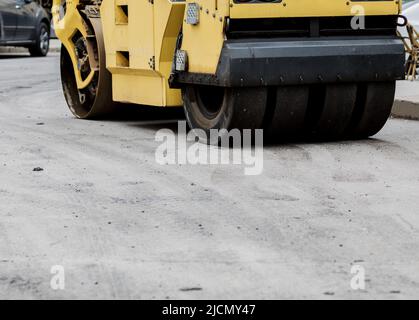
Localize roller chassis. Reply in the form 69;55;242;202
53;0;405;142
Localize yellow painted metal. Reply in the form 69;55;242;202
229;0;400;19
101;0;185;106
52;0;95;90
180;0;229;74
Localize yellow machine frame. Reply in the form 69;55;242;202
53;0;401;108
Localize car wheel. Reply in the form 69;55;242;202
29;22;50;57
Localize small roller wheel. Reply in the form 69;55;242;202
182;85;267;144
308;84;357;139
346;81;396;138
60;17;117;119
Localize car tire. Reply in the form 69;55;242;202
29;22;50;57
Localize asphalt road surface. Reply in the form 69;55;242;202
1;52;419;299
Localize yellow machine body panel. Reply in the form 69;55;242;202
53;0;95;90
229;0;401;19
100;0;185;106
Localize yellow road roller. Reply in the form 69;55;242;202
52;0;405;141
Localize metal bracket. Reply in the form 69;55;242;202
148;56;156;70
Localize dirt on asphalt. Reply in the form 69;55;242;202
1;53;419;299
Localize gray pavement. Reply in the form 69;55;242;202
393;80;419;120
1;53;419;299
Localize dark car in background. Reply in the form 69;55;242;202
0;0;51;56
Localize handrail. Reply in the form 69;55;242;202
398;23;419;81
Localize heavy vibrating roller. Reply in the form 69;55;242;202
53;0;405;142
